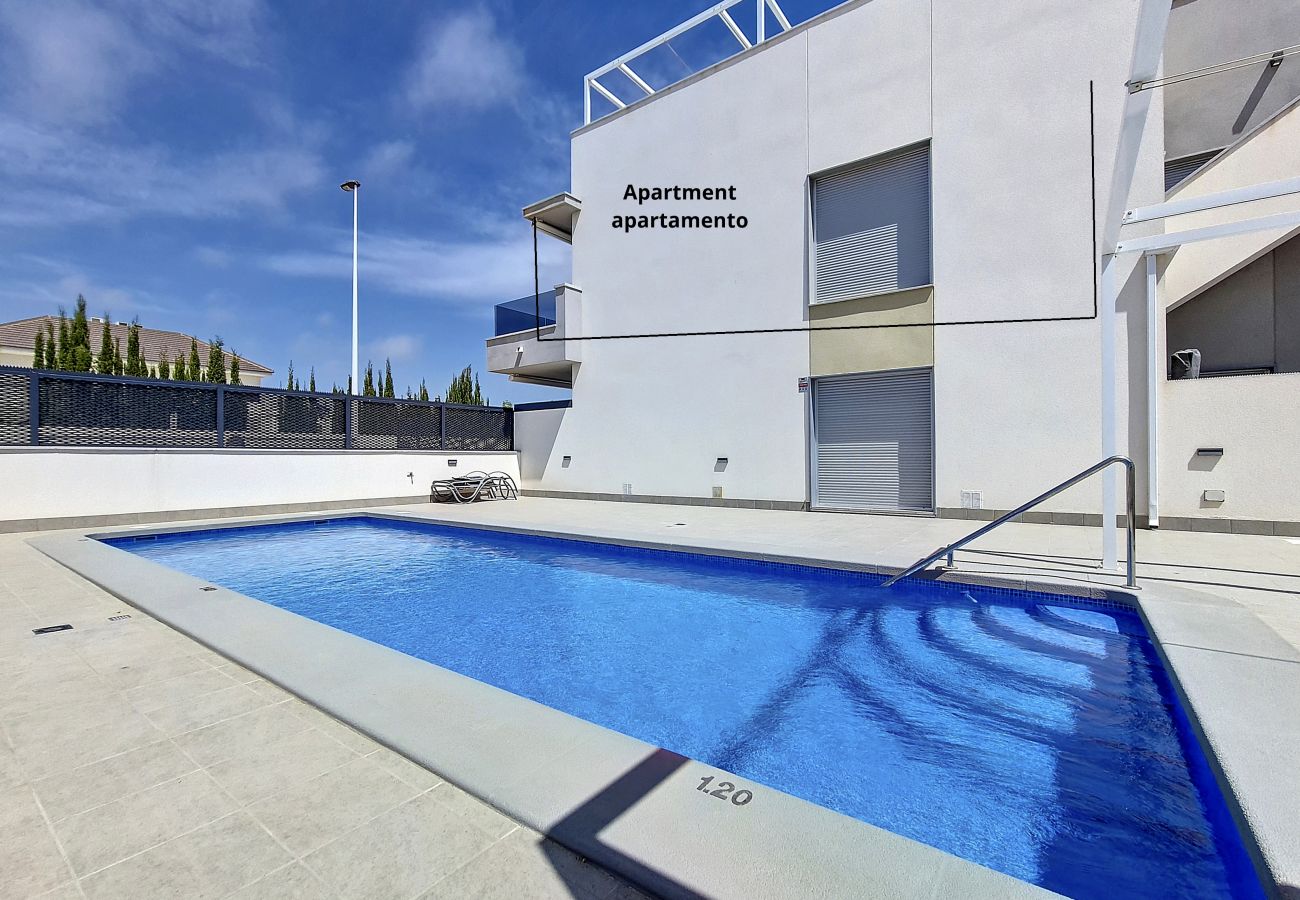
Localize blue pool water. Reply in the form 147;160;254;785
111;517;1262;899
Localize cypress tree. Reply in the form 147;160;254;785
418;379;429;402
308;367;316;392
33;331;45;368
96;315;115;375
472;374;483;406
187;338;201;382
44;322;57;369
229;353;241;386
363;361;376;397
57;311;71;370
114;338;124;375
286;361;296;391
383;359;394;398
347;375;352;395
158;350;171;380
70;297;92;370
206;338;227;383
125;320;143;376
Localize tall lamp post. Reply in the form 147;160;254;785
340;180;361;395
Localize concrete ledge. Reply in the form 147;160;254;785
936;507;1300;534
523;489;807;511
30;519;1053;900
0;495;430;535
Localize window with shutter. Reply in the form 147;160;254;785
812;143;931;303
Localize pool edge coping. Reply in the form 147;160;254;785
28;507;1299;899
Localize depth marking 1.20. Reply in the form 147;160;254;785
696;775;753;807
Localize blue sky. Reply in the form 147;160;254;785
0;0;831;401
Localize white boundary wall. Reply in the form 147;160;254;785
1159;374;1300;522
0;449;520;524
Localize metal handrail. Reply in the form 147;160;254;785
881;456;1137;588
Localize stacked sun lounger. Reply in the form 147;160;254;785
430;471;519;503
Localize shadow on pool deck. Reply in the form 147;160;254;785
544;748;704;900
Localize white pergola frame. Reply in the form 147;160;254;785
583;0;793;125
1103;3;1300;558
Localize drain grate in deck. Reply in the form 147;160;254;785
33;624;72;635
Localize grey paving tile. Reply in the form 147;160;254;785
33;740;198;822
123;667;238;713
172;702;309;769
142;684;271;736
0;784;75;897
248;755;419;856
79;812;290;900
246;679;295;703
429;782;519;839
88;650;212;691
366;746;443;791
33;882;84;900
6;696;164;781
215;662;260;684
420;827;622;900
0;740;24;790
305;792;496;900
54;770;235;876
207;726;360;805
0;660;118;719
226;862;335;900
285;701;379;754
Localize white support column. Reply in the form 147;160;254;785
1145;253;1160;529
1100;255;1119;570
757;0;765;43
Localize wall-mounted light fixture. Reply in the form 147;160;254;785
1195;448;1224;457
714;457;729;472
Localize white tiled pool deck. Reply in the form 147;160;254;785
0;520;642;900
3;497;1299;898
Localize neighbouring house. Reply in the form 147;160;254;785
488;0;1300;531
0;316;274;386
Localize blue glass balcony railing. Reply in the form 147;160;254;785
494;290;557;336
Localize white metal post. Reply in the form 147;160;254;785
351;186;359;396
757;0;764;43
1145;252;1160;528
1100;255;1119;570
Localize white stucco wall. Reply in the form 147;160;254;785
1158;374;1300;522
0;449;519;524
525;0;1160;514
514;407;566;487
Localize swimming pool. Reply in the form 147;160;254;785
110;516;1262;899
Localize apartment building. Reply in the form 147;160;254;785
489;0;1300;532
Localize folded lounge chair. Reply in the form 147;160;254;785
430;470;519;503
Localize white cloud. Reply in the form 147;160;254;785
193;246;232;268
369;334;420;361
361;140;417;179
403;8;523;112
0;0;267;126
261;219;569;311
0;115;325;228
0;266;170;319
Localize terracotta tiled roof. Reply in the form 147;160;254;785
0;316;273;375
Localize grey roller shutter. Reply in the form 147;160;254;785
813;143;931;303
813;369;933;512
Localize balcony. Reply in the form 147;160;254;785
486;284;581;388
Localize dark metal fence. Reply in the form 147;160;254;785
0;366;513;451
